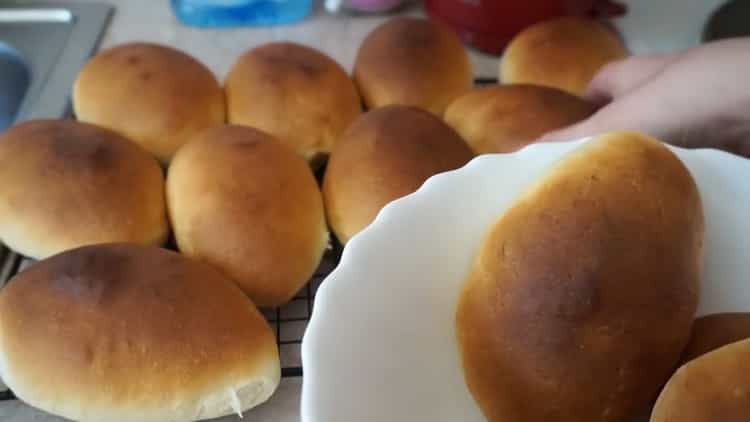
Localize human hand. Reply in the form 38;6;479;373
540;38;750;157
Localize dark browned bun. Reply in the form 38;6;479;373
444;84;598;153
0;119;168;259
73;42;225;162
225;42;361;161
457;132;703;422
501;17;628;96
167;125;328;307
652;339;750;422
681;313;750;363
322;105;474;244
0;243;279;422
354;17;472;115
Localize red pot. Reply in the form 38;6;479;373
424;0;627;55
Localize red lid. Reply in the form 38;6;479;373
425;0;626;55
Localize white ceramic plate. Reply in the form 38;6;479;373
301;138;750;422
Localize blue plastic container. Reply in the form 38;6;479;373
171;0;313;28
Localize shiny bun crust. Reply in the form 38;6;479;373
0;119;168;259
0;243;280;422
225;42;361;161
501;17;627;95
354;17;472;115
73;42;225;162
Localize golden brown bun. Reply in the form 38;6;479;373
457;132;703;422
167;125;328;307
0;243;280;422
225;42;361;161
0;119;168;259
681;313;750;363
651;339;750;422
322;105;474;244
73;42;225;162
354;17;472;115
501;17;628;96
444;84;598;153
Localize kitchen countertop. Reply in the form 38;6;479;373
66;0;504;80
41;0;728;81
0;0;731;421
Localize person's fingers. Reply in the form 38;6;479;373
584;53;683;104
537;113;612;143
539;88;673;143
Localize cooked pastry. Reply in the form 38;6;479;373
0;243;280;422
73;42;225;162
457;132;703;422
501;17;628;95
322;105;474;244
0;119;168;259
354;17;472;115
444;84;597;153
167;125;328;307
225;42;361;161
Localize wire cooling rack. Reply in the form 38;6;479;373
0;77;498;403
0;243;342;402
0;153;344;401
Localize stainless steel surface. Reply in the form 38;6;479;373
0;42;29;130
0;2;112;128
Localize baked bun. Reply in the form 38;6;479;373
500;17;628;95
0;119;168;259
322;105;474;244
73;42;225;162
353;17;472;115
0;243;280;422
681;313;750;363
652;339;750;422
457;132;703;422
444;84;598;153
167;125;327;307
225;42;361;161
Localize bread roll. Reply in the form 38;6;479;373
73;42;225;162
456;132;703;422
225;42;361;161
167;125;327;307
681;313;750;363
652;339;750;422
501;17;627;96
353;17;472;115
0;243;279;422
0;119;168;259
322;105;474;244
444;84;597;154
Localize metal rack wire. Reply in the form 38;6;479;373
0;76;498;403
0;244;342;402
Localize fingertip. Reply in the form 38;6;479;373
583;64;620;104
537;127;575;144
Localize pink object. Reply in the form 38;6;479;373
425;0;627;55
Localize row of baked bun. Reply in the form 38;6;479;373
0;19;474;421
69;16;628;248
0;15;631;299
0;15;633;422
0;119;326;309
71;16;626;165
